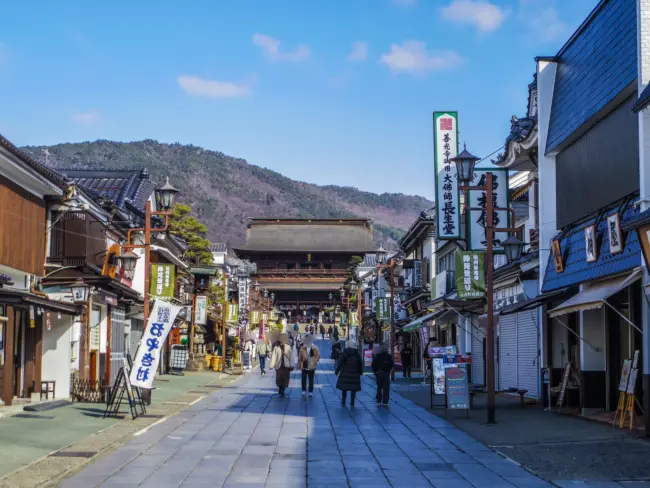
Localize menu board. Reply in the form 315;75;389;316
364;349;373;367
618;359;632;392
445;367;469;410
627;369;638;394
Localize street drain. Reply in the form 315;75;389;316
13;413;54;420
188;390;210;394
50;451;97;458
202;385;221;388
140;414;165;419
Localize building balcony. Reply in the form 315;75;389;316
256;268;346;277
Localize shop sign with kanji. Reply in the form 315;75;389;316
150;264;175;299
130;299;182;389
433;112;461;240
455;251;485;299
375;297;390;320
467;168;509;252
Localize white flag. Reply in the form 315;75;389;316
130;299;182;389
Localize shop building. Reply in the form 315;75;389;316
536;0;645;424
0;134;81;406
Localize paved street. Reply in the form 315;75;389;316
60;340;557;488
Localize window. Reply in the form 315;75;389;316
437;252;455;274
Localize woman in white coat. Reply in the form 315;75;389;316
270;333;293;397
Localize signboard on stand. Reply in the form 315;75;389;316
445;367;470;413
433;111;460;239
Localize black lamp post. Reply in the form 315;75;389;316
450;145;522;425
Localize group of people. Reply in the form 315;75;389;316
256;332;396;408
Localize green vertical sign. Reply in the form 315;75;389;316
455;251;486;300
376;298;390;320
150;264;175;298
227;303;239;323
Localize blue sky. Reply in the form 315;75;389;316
0;0;598;199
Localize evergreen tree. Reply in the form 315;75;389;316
168;203;213;264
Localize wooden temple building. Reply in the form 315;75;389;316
234;218;376;320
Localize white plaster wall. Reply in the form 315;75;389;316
580;308;606;371
42;314;73;398
130;247;146;296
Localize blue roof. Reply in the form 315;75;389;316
542;199;641;293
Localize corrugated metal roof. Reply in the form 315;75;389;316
58;168;155;211
541;199;641;293
209;243;228;253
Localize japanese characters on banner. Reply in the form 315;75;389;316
226;303;239;323
238;278;249;316
455;251;486;300
585;225;598;263
607;213;623;255
376;297;390;320
433;112;460;240
393;293;407;321
250;310;260;325
194;296;207;325
130;300;182;389
468;169;509;252
414;260;422;289
150;264;175;299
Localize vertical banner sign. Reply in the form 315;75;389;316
238;278;249;316
227;303;239;323
393;293;407;321
585;225;598;263
194;296;207;325
150;264;175;299
414;260;422;288
375;298;390;320
607;213;623;255
455;252;486;299
250;310;260;325
131;300;182;389
433;112;460;239
468;169;509;252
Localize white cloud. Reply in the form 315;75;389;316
527;6;569;43
348;42;368;62
380;41;463;75
73;110;100;125
252;33;310;62
177;75;252;99
440;0;507;33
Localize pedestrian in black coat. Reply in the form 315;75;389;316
331;339;342;360
336;342;363;406
372;343;394;407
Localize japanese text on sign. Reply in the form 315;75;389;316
130;300;182;389
455;251;485;299
468;169;509;252
434;112;460;239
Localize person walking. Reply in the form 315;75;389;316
332;326;339;342
331;337;342;361
336;340;363;407
400;343;413;379
372;343;394;407
327;326;333;339
270;334;293;397
257;340;271;375
320;324;326;340
298;334;320;398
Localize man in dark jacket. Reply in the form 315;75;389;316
372;343;394;407
400;344;413;379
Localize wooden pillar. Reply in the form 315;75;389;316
105;304;112;383
3;306;15;406
34;313;43;394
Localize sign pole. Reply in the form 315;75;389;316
485;172;497;425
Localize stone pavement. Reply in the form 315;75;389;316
59;340;560;488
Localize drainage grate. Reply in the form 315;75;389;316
140;414;165;419
188;390;210;394
50;451;97;458
202;385;221;388
13;413;54;420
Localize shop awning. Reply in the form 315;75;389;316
403;311;440;332
151;245;188;269
0;289;80;315
499;288;572;316
548;268;642;318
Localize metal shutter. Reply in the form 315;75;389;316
516;310;539;399
129;319;144;358
471;326;485;386
498;314;518;390
109;307;126;384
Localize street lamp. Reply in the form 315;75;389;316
270;292;275;303
71;279;90;304
450;146;521;425
376;244;387;265
157;177;180;211
117;250;140;273
502;235;527;264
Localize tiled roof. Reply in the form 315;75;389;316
209;243;228;253
58;168;155;211
364;254;377;267
0;133;68;188
541;198;641;293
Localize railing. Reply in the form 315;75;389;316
256;268;346;275
46;256;87;267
